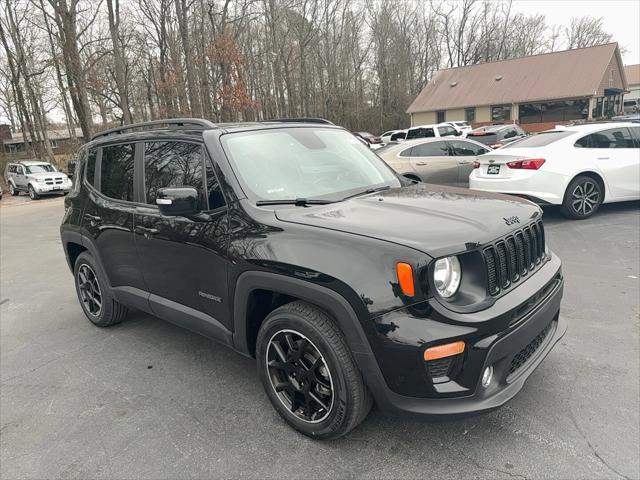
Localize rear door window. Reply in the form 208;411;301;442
411;141;450;157
575;128;635;148
100;143;135;201
449;140;488;156
406;127;435;140
143;141;204;206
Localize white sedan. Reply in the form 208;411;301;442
469;122;640;219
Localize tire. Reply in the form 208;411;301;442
9;182;18;196
561;175;603;219
256;301;372;440
28;184;39;200
73;252;128;327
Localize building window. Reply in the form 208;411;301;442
519;99;588;123
491;105;511;122
465;108;475;123
436;111;445;123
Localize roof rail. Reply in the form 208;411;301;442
264;117;335;125
91;118;218;141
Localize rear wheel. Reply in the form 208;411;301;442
561;175;603;219
256;301;372;440
28;184;39;200
74;252;128;327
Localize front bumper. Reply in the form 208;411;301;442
34;183;71;194
357;254;566;418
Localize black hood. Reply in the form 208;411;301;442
275;183;541;257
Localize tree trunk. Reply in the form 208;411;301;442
106;0;132;124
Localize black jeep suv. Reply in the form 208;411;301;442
61;119;566;439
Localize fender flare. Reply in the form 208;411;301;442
60;230;111;288
232;270;389;399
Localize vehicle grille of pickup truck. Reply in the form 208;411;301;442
483;220;546;295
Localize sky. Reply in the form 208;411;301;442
512;0;640;64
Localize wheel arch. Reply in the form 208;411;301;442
60;230;110;287
233;271;373;362
567;170;607;202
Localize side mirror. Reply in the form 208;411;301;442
156;187;201;216
455;131;462;136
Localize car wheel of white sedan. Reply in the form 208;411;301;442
561;175;603;219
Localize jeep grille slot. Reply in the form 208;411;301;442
483;220;547;296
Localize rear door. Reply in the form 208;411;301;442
81;143;147;295
448;140;490;186
409;140;459;185
575;127;640;200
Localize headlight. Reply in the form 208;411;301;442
34;177;46;183
433;256;461;298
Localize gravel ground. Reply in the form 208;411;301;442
1;196;638;479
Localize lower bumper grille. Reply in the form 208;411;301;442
508;321;553;377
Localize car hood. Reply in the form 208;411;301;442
28;171;64;179
275;184;542;257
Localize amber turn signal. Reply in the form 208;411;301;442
424;341;465;361
396;262;415;297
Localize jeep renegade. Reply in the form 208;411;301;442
61;118;566;439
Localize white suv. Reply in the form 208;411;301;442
5;160;73;200
470;122;640;219
405;123;461;141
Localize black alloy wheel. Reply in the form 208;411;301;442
77;264;102;317
266;329;334;423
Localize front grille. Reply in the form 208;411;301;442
508;321;553;377
483;220;546;296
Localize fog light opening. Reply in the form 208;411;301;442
482;366;493;388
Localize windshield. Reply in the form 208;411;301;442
25;164;56;174
221;128;401;202
502;131;573;148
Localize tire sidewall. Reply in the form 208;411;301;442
563;176;602;219
9;182;16;195
73;252;110;326
28;184;38;200
256;312;351;439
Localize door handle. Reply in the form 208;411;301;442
84;214;102;225
415;161;428;166
134;226;159;238
596;157;610;160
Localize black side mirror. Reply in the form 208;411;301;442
156;187;201;216
455;131;462;136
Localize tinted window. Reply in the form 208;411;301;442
575;128;635;149
438;126;457;137
100;143;135;201
411;141;449;157
449;140;487;156
144;141;203;205
85;149;97;185
503;131;573;148
206;158;226;210
501;128;519;139
406;128;435;140
390;131;406;141
629;126;640;147
399;146;413;157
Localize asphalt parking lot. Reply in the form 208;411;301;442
1;196;639;479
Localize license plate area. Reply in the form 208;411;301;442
487;164;501;175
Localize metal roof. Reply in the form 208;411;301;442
407;43;626;113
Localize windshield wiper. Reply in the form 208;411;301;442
342;185;391;201
256;198;334;207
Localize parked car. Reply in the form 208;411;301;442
470;122;640;219
611;113;640;123
405;123;460;140
377;137;490;187
61;118;565;440
0;183;3;200
381;129;405;144
623;98;639;114
67;158;77;178
353;131;384;149
5;160;72;200
467;124;528;149
388;129;408;142
443;121;472;136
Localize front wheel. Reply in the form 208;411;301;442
9;183;18;196
28;184;39;200
256;301;372;440
561;175;603;219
